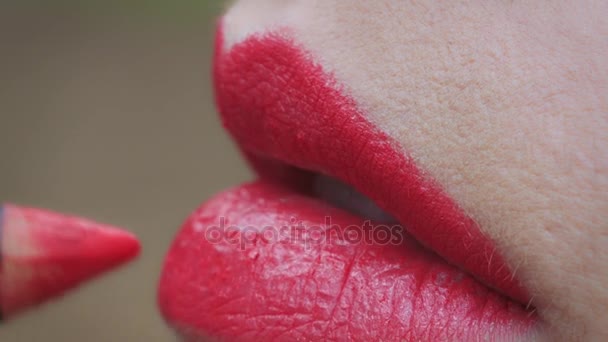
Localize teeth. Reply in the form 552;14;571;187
313;174;397;223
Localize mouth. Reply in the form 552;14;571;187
159;25;538;341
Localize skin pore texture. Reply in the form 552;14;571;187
216;1;608;340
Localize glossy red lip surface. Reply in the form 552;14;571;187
158;25;536;341
160;182;534;341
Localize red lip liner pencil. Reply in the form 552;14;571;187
0;203;140;320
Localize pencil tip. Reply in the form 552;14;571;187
0;204;141;319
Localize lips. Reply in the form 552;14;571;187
158;25;537;341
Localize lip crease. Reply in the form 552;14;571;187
158;22;538;341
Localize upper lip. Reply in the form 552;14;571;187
213;28;529;306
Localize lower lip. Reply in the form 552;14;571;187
159;181;536;341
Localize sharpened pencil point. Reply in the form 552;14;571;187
0;204;140;319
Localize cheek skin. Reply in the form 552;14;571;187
223;0;608;340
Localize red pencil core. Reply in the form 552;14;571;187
0;204;140;319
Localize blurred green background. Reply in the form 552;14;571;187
0;2;251;341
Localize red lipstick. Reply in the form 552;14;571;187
159;25;537;341
214;29;529;302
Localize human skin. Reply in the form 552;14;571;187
163;1;607;341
